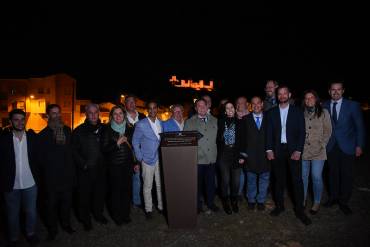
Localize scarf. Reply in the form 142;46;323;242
225;117;235;128
111;120;126;135
48;117;66;145
306;106;315;114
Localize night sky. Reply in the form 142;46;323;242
1;3;350;105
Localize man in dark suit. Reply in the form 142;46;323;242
0;109;40;246
323;81;365;215
124;95;146;210
266;86;311;225
239;96;270;211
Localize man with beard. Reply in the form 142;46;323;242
323;81;365;215
72;103;108;231
0;109;40;246
263;80;279;112
38;104;76;240
266;86;311;225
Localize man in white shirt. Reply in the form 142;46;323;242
132;101;163;219
0;109;40;246
266;86;311;226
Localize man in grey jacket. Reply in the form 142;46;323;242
184;99;219;213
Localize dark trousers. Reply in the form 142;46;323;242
44;189;73;234
327;144;355;205
197;163;216;209
4;185;37;241
219;147;241;198
272;145;304;213
108;165;131;223
77;166;106;224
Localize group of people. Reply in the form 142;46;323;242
0;80;365;247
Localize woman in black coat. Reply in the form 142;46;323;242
217;101;244;214
101;105;137;225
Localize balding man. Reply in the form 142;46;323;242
72;104;108;231
162;104;185;132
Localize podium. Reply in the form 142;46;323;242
160;131;200;229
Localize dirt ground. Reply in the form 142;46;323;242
1;150;369;247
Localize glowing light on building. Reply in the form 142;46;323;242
169;75;214;91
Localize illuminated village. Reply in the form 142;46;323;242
0;74;217;131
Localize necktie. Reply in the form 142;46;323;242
332;102;337;124
256;116;261;129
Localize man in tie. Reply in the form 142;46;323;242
184;99;219;213
323;81;365;215
239;96;271;211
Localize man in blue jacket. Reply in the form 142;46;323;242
162;104;185;132
323;81;365;215
132;101;163;219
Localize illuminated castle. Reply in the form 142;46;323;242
169;75;214;91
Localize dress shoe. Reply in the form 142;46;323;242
257;203;265;211
248;203;256;210
270;206;285;216
309;203;320;215
222;199;232;215
95;215;108;225
224;207;232;215
197;207;204;214
231;198;239;213
339;204;353;215
83;222;93;231
26;234;40;246
46;232;56;241
61;225;76;234
7;240;18;247
296;212;312;226
122;216;132;224
145;211;153;220
208;204;220;212
133;204;143;211
237;195;243;202
323;199;337;208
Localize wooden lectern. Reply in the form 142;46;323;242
160;131;201;229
